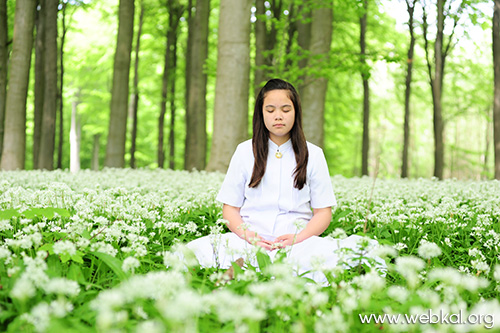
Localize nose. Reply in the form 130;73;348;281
274;111;283;120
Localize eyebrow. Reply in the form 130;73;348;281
264;104;292;108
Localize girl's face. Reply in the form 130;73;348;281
262;89;295;145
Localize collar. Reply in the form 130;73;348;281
268;138;292;152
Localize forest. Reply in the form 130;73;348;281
0;0;498;179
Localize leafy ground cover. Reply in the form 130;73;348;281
0;169;499;332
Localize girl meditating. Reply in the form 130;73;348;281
187;79;383;283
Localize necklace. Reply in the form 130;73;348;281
275;149;282;159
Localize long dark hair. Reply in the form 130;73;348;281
249;79;309;190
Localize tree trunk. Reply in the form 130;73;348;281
206;0;252;172
169;5;180;170
57;1;68;170
432;0;445;179
0;0;7;162
70;99;80;173
130;1;144;169
159;0;182;169
184;0;193;118
402;0;416;178
1;0;36;170
300;4;333;149
184;0;210;170
105;0;135;168
38;0;58;170
359;0;369;176
92;134;100;171
494;0;500;179
33;0;45;169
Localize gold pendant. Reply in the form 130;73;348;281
275;151;282;159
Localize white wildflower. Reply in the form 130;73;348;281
330;228;347;240
44;278;80;297
387;285;409;303
11;276;36;301
0;219;13;232
393;242;407;251
471;259;490;274
122;257;141;273
135;320;165;333
493;264;500;282
52;240;77;256
417;240;442;259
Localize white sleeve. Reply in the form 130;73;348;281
309;148;336;209
216;145;247;207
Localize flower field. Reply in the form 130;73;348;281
0;169;499;332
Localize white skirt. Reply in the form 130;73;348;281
186;233;386;284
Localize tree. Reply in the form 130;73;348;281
401;0;417;178
494;0;500;179
1;0;36;170
70;97;81;173
0;0;7;162
57;1;71;169
38;0;58;170
184;0;210;170
422;0;465;179
159;0;183;169
359;0;370;176
300;2;333;149
33;0;45;169
130;0;144;169
206;0;252;172
105;0;135;168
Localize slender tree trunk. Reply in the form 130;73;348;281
105;0;135;168
38;0;58;170
432;0;445;179
1;0;36;170
0;0;7;162
359;0;369;176
402;0;416;178
169;6;180;170
184;0;193;116
484;108;492;179
92;134;100;171
33;0;45;169
130;1;144;169
159;0;181;169
206;0;252;172
184;0;210;170
168;40;177;170
301;4;332;148
493;0;500;179
57;1;68;170
70;99;80;173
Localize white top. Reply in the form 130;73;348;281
216;138;336;240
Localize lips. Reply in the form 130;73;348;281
274;124;285;127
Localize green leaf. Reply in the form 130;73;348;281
68;263;87;285
71;251;85;264
256;251;272;272
39;243;54;254
22;207;69;219
0;209;20;220
61;253;71;263
90;252;128;282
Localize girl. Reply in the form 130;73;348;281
187;79;383;282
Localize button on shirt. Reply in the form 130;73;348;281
216;139;336;241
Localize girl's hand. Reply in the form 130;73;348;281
255;239;274;251
273;234;298;248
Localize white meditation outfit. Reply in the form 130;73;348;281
218;138;336;240
186;139;385;283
